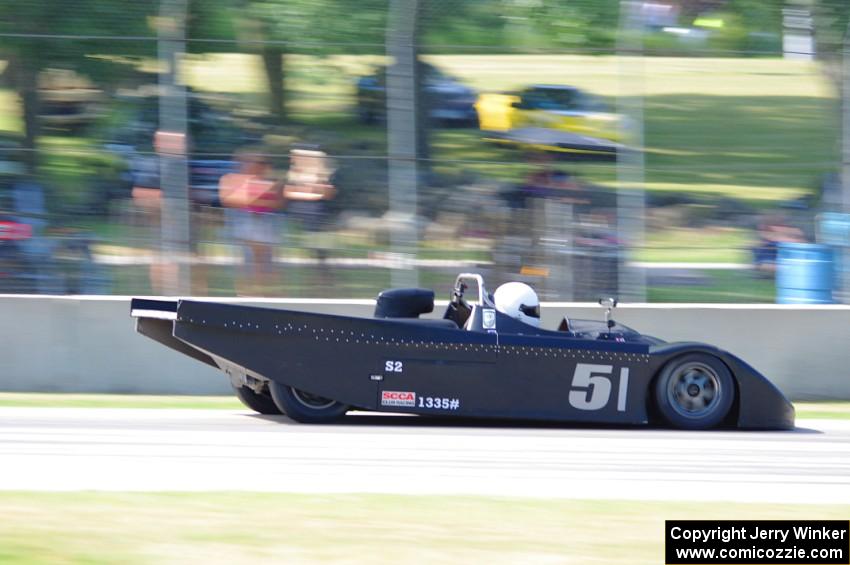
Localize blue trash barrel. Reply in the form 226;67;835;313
775;243;834;304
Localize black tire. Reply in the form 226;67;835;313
268;380;348;423
232;385;282;415
653;353;735;430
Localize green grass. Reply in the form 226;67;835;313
0;493;846;564
647;269;776;303
794;402;850;420
286;54;836;207
2;54;835;208
106;259;774;301
0;393;848;420
4;54;834;209
430;56;834;98
429;55;834;205
0;393;241;410
636;227;755;264
0;89;21;133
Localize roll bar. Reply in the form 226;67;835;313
453;273;496;308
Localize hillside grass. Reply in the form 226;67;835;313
0;54;836;208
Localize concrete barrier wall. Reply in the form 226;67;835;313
1;295;848;400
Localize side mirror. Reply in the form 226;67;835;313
598;297;618;329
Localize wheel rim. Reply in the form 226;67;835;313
290;387;337;410
666;362;723;420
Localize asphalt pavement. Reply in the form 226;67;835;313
1;407;848;504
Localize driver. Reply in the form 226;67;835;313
493;282;541;328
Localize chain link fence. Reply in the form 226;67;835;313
0;0;844;301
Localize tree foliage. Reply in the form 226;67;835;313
0;1;156;83
420;0;620;53
814;0;850;62
0;1;156;169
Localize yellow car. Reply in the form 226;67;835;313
475;85;627;154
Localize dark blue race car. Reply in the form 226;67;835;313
131;274;794;430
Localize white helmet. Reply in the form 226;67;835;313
494;282;540;328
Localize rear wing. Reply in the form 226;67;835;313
130;298;217;368
130;298;177;320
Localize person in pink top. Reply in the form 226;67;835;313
219;152;284;295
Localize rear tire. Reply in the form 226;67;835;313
269;380;348;423
232;385;282;415
654;353;734;430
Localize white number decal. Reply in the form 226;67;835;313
617;368;629;412
568;364;630;412
417;396;461;410
384;361;403;372
568;364;612;411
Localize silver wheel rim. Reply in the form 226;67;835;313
666;362;722;419
290;387;336;410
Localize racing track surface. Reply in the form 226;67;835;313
1;408;849;504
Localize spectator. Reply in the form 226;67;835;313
752;214;806;275
129;157;173;295
283;148;336;266
219;151;284;295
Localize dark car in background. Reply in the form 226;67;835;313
38;69;103;134
105;92;259;206
356;62;478;127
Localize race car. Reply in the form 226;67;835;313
131;273;794;430
476;85;628;157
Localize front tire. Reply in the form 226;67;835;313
232;385;282;415
269;381;348;423
654;353;735;430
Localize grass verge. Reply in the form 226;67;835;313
0;493;847;564
794;402;850;421
0;393;241;410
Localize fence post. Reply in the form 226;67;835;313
616;0;647;303
841;19;850;303
157;0;191;296
385;0;420;289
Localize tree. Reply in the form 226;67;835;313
813;0;850;92
0;1;156;171
420;0;621;53
231;0;387;123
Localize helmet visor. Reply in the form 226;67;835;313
519;303;540;319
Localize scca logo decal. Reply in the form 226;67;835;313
381;390;416;407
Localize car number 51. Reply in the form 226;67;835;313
568;363;629;412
